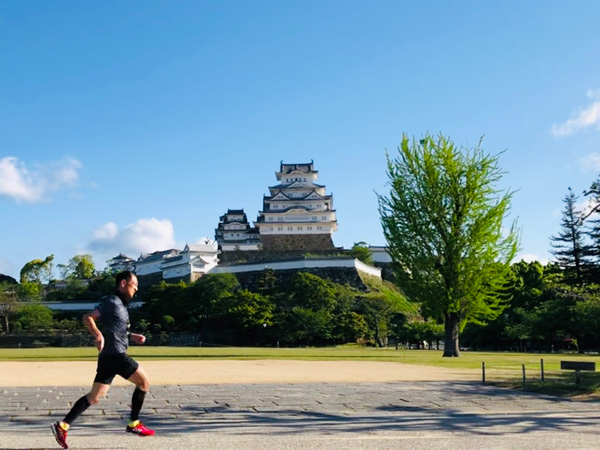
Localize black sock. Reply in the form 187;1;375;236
64;395;91;425
130;388;147;422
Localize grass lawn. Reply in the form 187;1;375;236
2;346;599;396
0;345;596;367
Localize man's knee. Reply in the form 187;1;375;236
130;368;150;391
86;391;105;405
136;377;150;391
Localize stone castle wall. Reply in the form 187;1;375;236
259;234;335;251
218;248;347;265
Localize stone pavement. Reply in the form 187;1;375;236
2;382;600;449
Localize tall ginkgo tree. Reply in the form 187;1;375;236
378;133;519;357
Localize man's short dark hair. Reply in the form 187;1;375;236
115;270;135;287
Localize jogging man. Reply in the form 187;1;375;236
51;270;154;449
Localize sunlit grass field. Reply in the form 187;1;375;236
0;345;595;369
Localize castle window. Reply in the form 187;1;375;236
288;227;293;231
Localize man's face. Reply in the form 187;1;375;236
120;275;138;300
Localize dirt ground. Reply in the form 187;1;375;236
0;360;478;387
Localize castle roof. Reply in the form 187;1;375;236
268;181;325;190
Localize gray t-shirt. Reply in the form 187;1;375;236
97;294;130;355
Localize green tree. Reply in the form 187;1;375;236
378;133;519;357
583;177;600;281
58;254;96;280
350;242;374;265
20;255;55;284
274;272;338;345
550;188;588;284
573;286;600;348
18;282;43;301
0;283;18;334
16;304;54;331
256;268;277;296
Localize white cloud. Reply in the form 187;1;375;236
579;153;600;172
0;156;82;203
88;218;177;260
93;222;119;241
551;90;600;137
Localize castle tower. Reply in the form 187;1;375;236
215;209;260;251
254;160;338;251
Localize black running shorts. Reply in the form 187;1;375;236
94;353;139;385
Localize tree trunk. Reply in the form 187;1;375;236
443;312;460;357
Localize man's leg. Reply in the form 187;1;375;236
125;365;154;436
64;382;111;425
52;383;110;449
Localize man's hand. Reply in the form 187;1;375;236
94;334;104;352
130;333;146;345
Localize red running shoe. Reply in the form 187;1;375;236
126;421;155;436
51;421;69;449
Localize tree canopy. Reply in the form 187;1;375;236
20;255;54;284
57;254;96;280
378;133;519;356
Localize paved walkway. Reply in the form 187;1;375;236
2;381;600;449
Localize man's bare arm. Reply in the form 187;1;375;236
130;333;146;345
83;309;104;351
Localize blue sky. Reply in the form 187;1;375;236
1;1;600;280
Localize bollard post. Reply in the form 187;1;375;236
482;361;486;384
522;364;526;390
540;359;544;382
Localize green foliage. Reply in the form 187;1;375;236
273;272;338;345
573;287;600;345
0;282;18;334
15;304;54;331
162;315;175;331
378;133;519;356
350;241;374;265
18;281;43;301
20;255;55;284
136;269;418;347
550;188;588;284
256;268;277;295
56;318;84;334
58;254;96;280
0;274;17;285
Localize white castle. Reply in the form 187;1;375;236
106;160;386;283
216;160;338;252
